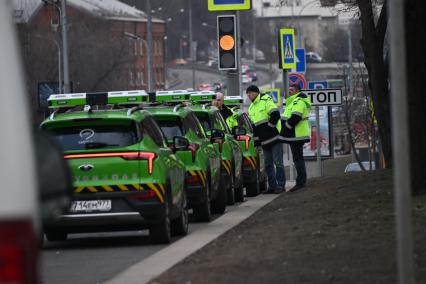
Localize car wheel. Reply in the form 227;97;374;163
259;175;268;193
234;166;245;202
246;168;260;197
171;190;189;236
211;174;227;214
226;172;236;205
150;197;171;244
45;230;67;242
193;177;212;222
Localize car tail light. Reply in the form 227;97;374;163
0;220;38;284
185;174;200;185
187;144;199;162
128;189;157;200
64;152;157;175
237;135;251;151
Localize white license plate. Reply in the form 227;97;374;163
70;200;111;213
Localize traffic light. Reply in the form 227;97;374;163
217;15;237;70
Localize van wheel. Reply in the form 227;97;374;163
171;191;189;236
193;179;212;222
45;230;67;242
150;198;171;244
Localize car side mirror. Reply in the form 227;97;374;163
173;136;189;150
35;131;72;223
232;126;246;136
210;128;225;140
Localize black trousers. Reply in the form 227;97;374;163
290;143;307;186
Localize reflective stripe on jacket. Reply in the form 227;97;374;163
248;94;281;147
281;92;311;144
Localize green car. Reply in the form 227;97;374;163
224;97;267;196
145;90;223;222
40;91;188;244
189;92;245;204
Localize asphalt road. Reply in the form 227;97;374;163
170;67;273;91
41;205;241;284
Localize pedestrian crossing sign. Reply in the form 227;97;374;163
279;28;296;69
262;88;281;107
208;0;251;11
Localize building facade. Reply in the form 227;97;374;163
12;0;165;118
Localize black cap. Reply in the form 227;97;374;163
246;85;260;94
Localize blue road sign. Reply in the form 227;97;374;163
291;48;306;73
308;80;328;90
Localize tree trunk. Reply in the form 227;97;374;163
405;0;426;193
357;0;393;168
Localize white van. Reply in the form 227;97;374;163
0;2;39;283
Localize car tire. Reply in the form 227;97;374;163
259;173;268;193
226;172;235;205
211;175;227;214
45;230;67;242
193;177;212;222
246;168;260;197
171;190;189;236
234;166;245;202
150;198;171;244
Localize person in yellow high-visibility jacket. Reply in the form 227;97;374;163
213;92;238;130
246;85;285;194
281;83;312;192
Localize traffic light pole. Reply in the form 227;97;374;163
226;11;241;97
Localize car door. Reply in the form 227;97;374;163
215;112;242;179
141;116;184;210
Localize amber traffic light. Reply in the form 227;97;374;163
217;15;237;70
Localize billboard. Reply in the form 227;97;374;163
303;106;333;159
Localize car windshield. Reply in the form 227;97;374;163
45;121;139;151
155;117;184;140
194;112;212;133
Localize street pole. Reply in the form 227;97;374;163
58;47;62;94
189;0;196;90
282;69;294;181
146;0;153;92
226;11;241;98
237;11;242;97
60;0;70;93
252;12;256;68
348;27;353;95
315;107;322;176
388;0;414;282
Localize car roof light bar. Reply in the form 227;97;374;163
47;90;148;108
190;91;216;103
224;95;243;105
154;90;191;103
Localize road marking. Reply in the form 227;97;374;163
104;183;295;284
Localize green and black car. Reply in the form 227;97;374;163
224;96;267;196
189;92;245;204
41;91;188;244
146;90;223;221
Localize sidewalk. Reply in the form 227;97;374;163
150;160;426;283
